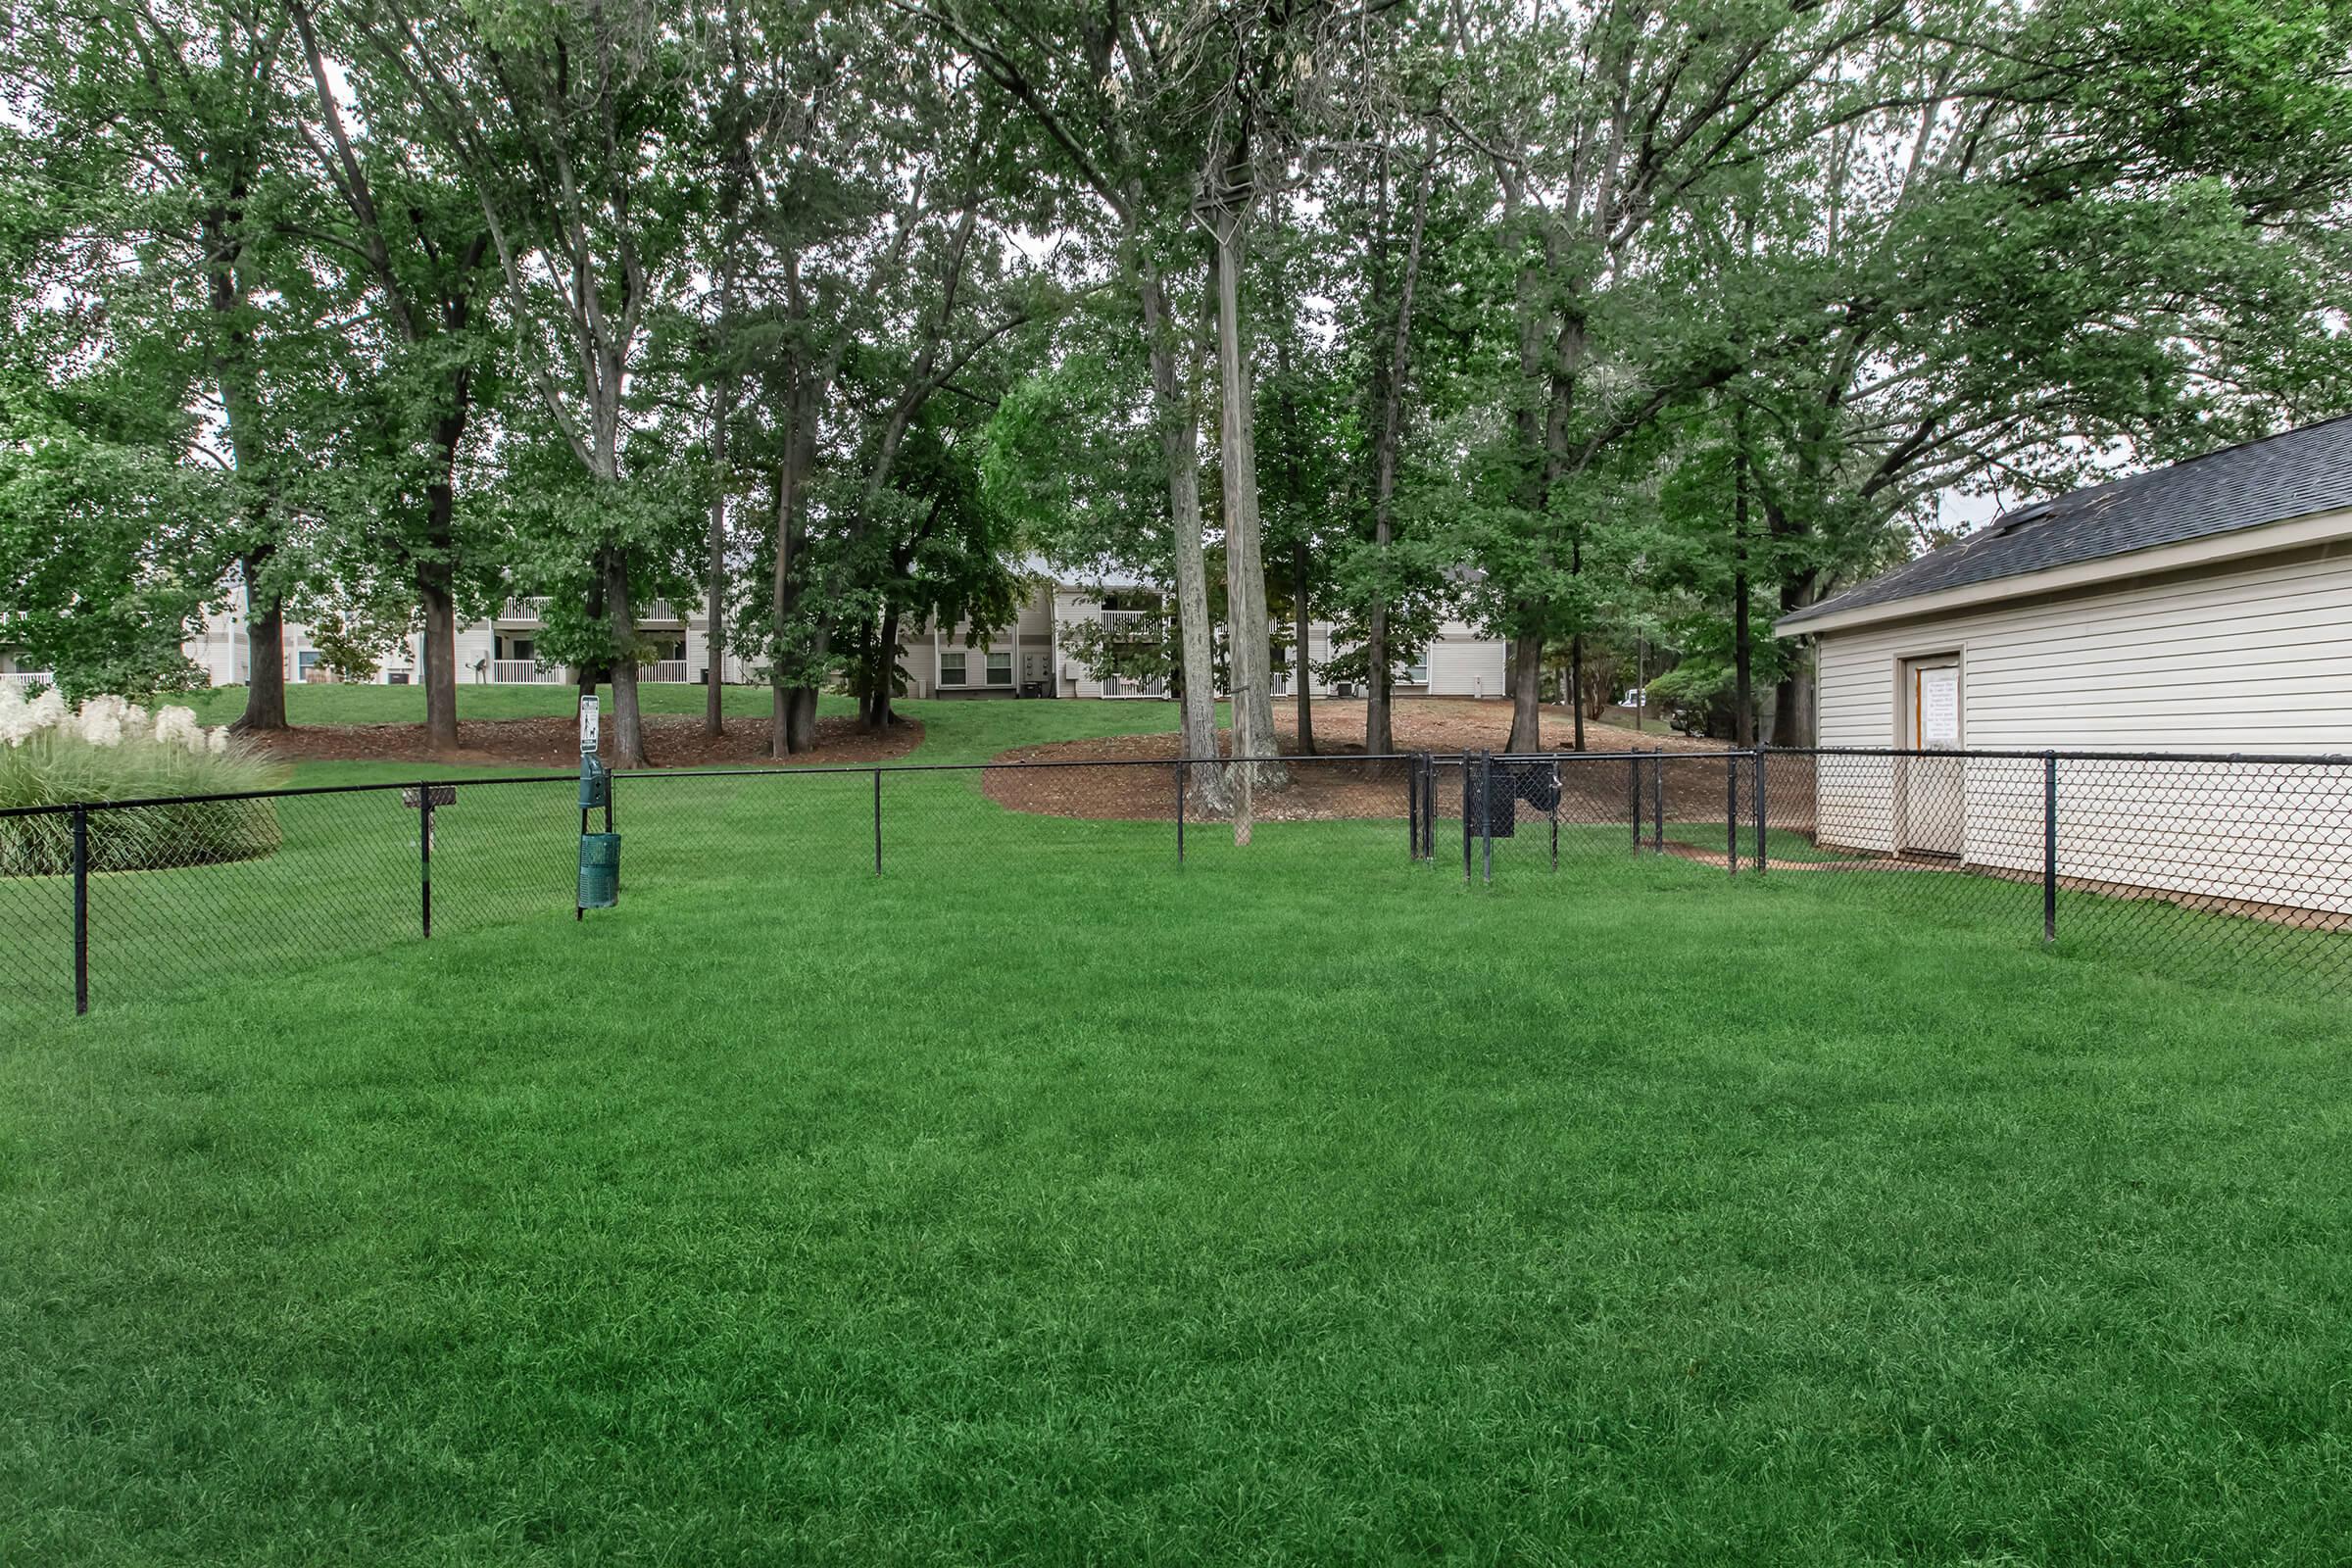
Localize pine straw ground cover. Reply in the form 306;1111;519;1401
4;753;2351;1564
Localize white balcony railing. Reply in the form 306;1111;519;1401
499;596;685;625
483;658;685;683
1100;609;1153;637
0;670;56;695
1102;674;1167;698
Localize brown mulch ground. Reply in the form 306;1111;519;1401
984;699;1725;822
250;712;924;768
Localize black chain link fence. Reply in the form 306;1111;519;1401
4;748;2345;1016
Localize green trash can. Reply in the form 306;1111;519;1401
577;832;620;908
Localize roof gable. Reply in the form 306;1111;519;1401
1781;415;2352;628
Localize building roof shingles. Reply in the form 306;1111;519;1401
1780;415;2352;628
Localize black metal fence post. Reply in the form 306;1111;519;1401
1423;754;1437;861
72;805;88;1016
1753;749;1768;876
1405;755;1417;860
418;783;433;938
872;768;883;875
2043;751;2058;944
1176;760;1187;867
1650;753;1664;853
1481;750;1494;886
1461;757;1473;883
1726;753;1739;876
1549;772;1559;873
1629;755;1641;854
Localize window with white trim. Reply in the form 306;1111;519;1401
940;650;967;685
986;651;1012;686
1403;653;1430;685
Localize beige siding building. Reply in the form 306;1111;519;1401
188;561;1512;705
903;565;1508;702
1777;418;2352;916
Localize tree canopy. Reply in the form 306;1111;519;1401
3;0;2346;752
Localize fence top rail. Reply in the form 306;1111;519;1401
0;770;587;818
0;750;1435;817
12;741;2344;820
1768;746;2352;766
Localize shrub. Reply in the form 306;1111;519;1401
0;692;287;875
1644;662;1739;739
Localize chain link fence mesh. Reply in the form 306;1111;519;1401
3;749;2345;1016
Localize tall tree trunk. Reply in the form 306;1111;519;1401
603;549;648;767
1771;573;1821;747
1138;269;1225;798
295;10;481;753
233;553;287;733
1772;655;1814;748
416;379;467;748
205;195;285;736
873;604;901;729
1363;149;1433;762
1208;203;1280;779
769;385;819;758
784;683;819;753
1363;586;1394;760
706;374;732;737
417;550;459;755
1500;166;1547;757
1508;634;1544;752
1291;540;1313;755
1570;634;1586;752
851;618;877;729
1733;405;1754;749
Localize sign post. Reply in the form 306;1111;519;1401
575;696;619;916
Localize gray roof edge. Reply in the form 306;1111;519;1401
1778;499;2352;633
1780;415;2352;631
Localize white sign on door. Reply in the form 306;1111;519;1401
579;694;600;755
1917;665;1960;748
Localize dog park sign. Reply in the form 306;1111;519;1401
575;695;619;912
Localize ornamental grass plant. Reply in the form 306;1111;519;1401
0;691;286;874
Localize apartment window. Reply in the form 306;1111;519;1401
941;650;967;686
296;650;324;680
986;651;1013;686
1403;655;1430;685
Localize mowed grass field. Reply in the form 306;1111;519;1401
5;689;2351;1563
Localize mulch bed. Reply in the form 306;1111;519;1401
250;712;924;769
983;699;1723;822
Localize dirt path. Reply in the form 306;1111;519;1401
983;700;1727;822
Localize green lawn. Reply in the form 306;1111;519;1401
177;681;1208;764
178;680;805;727
5;695;2351;1563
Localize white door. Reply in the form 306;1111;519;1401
1901;658;1965;856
